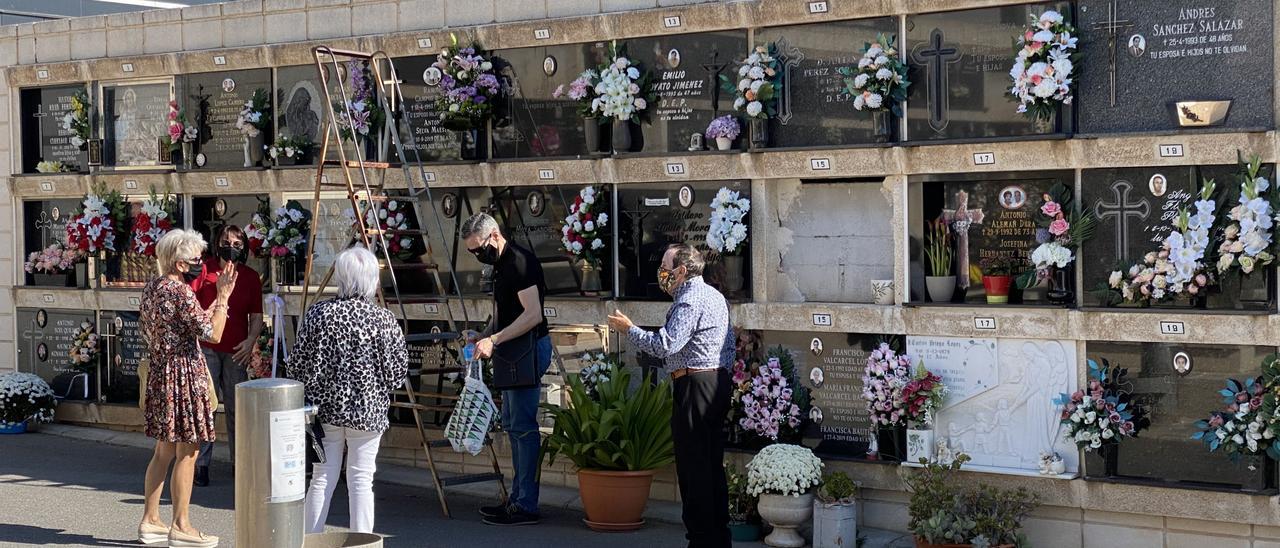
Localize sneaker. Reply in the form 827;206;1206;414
194;466;210;487
482;507;540;526
478;504;508;519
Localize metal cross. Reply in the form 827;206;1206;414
700;50;730;113
31;107;48;144
1090;0;1133;107
1093;180;1150;263
911;28;963;133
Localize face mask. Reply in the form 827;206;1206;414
217;245;242;263
657;267;679;295
182;261;203;282
470;235;501;265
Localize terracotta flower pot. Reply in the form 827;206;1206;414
982;275;1014;304
577;469;655;531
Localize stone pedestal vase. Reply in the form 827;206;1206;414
715;136;733;150
722;254;745;292
905;426;934;463
758;493;814;547
813;500;857;548
925;275;956;303
611;118;633;153
244;132;265;167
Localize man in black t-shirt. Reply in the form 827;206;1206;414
460;213;552;526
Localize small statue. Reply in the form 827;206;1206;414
935;439;954;465
1038;452;1054;475
1050;453;1066;475
866;434;880;460
688;133;704;152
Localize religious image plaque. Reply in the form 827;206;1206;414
275;65;326;148
102;82;171;167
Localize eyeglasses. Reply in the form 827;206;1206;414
466;233;493;256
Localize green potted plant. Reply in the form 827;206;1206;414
979;257;1018;304
542;365;674;532
726;461;761;541
903;454;1038;548
813;471;859;548
924;217;955;303
0;372;57;434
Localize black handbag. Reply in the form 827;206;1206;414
489;332;539;390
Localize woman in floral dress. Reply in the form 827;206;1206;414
137;229;237;548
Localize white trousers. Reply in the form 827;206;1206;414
304;423;382;534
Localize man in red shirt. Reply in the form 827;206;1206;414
190;225;264;486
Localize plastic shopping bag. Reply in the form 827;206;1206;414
444;348;498;456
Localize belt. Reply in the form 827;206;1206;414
670;367;720;380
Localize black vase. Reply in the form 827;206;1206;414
1047;268;1073;306
875;426;907;462
871;110;894;143
459;126;488;161
748;118;769;149
611;118;633;153
583;117;606;154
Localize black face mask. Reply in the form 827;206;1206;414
217;245;242;263
472;243;500;265
182;261;202;283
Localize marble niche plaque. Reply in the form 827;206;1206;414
17;308;97;395
1076;0;1274;133
178;69;273;169
489;185;612;296
616;180;751;300
102;82;171;167
759;18;897;147
625;31;748;153
905;2;1072;141
491;43;600;159
419;187;497;297
774;180;894;303
22;199;80;256
907;336;1080;477
191;195;272;288
763;331;881;458
20;85;89;173
276;65;327;149
1080;165;1272;309
391;55;463;163
100;310;143;404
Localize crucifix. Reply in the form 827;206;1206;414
1090;0;1133;107
620;197;652;285
34;210;57;248
1093;180;1151;263
701;50;730;113
911;28;963;133
941;190;984;290
31;106;48;145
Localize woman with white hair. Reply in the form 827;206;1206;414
287;245;408;535
138;229;237;548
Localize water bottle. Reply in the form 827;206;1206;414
463;342;476;363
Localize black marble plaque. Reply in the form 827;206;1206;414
276;65;327;149
616;180;750;300
489;185;615;296
100;310;142;404
492;43;602;159
102;82;171;167
391;56;464;163
418;188;496;296
1080;165;1270;309
20;85;89;173
1077;0;1274;133
22;199;81;257
178;69;273;169
17;308;96;386
905;2;1071;141
760;18;897;148
624;31;748;153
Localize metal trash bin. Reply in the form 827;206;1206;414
303;532;384;548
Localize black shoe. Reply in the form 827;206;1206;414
482;507;539;526
478;504;508;519
194;466;209;487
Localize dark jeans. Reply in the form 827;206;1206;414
500;335;553;514
672;368;732;548
198;348;247;467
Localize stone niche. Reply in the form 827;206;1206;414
627;30;748;153
757;17;897;147
417;187;496;297
276;64;328;156
770;178;895;304
16;307;98;401
19;84;90;173
21;198;81;279
491;42;602;159
101;80;172;168
99;310;142;405
488;184;615;297
1086;341;1278;491
191;194;273;290
1080;163;1275;311
906;336;1081;477
176;69;273;169
1076;0;1275;134
907;170;1074;305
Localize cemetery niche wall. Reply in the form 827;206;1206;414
625;31;747;153
390;55;464;163
99;310;143;405
1076;0;1275;134
20;84;90;173
419;187;497;297
770;178;894;303
488;185;613;297
909;170;1076;306
191;194;272;290
176;69;273;170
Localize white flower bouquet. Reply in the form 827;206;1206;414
561;185;609;265
265;200;312;258
723;44;779;120
235;88;271;138
359;199;420;261
36;161;67;173
1194;375;1274;459
1008;10;1078;123
590;43;655;122
839;33;910;115
65;184;125;255
1110;180;1217;304
577;352;619;401
707;187;750;256
0;372;57;426
68;321;99;372
1218;154;1275;275
60;88;91;149
745;443;823;497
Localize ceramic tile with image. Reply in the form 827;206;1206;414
490;42;602;159
100;81;172;168
358;190;437;297
757;18;898;147
290;197;352;288
774;179;894;303
191;194;272;291
908;170;1075;305
1080;164;1275;310
176;69;273;170
275;65;327;163
17;308;100;401
19;84;90;173
1075;0;1274;134
615;180;751;300
98;310;142;405
21;199;89;288
905;1;1073;141
488;185;615;297
388;55;465;163
1085;341;1279;493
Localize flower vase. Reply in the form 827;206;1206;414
1047;267;1073;306
872;110;894;143
75;263;88;288
982;275;1014;304
722;254;745;293
728;521;762;542
579;260;603;293
876;427;906;462
244;132;265;167
715;136;733;151
758;493;814;548
611;118;633;153
1033;111;1058;134
0;422;28;435
584;117;604;154
182;142;193;170
32;273;72;287
905;425;935;463
749;117;769;149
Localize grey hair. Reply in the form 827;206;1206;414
155;229;207;276
460;213;499;240
334;245;380;300
667;243;705;277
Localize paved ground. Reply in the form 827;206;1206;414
0;427;912;547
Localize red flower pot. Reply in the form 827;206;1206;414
982;275;1013;304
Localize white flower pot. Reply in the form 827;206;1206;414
906;427;934;464
758;493;813;548
813;500;857;548
715;136;733;150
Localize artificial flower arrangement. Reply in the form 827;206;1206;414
130;186;177;257
560;185;609;265
863;342;913;428
244;202;273;259
728;329;764;434
839;33;910;116
553;69;601;120
1055;358;1149;452
1008;9;1078;124
704;115;741;149
161;100;196;153
359;199;420;261
24;242;82;276
60;88;91;149
901;365;947;428
265;200;311;258
335;61;386;142
35;161;68;173
738;355;803;442
1217;154;1275;275
266;134;314;164
1193;375;1274;460
247;331;275;380
1109;180;1217;304
1020;183;1095;287
723;44;779;120
0;372;57;427
745;443;824;497
707;187;750;256
577;352;620;401
434;35;500;131
68;321;99;372
235;89;270;139
1257;354;1280;460
66;183;127;255
589;42;656;123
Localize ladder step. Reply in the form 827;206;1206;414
406;332;461;343
438;473;504;487
366;228;426;236
325;159;392;169
363;195;423;202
